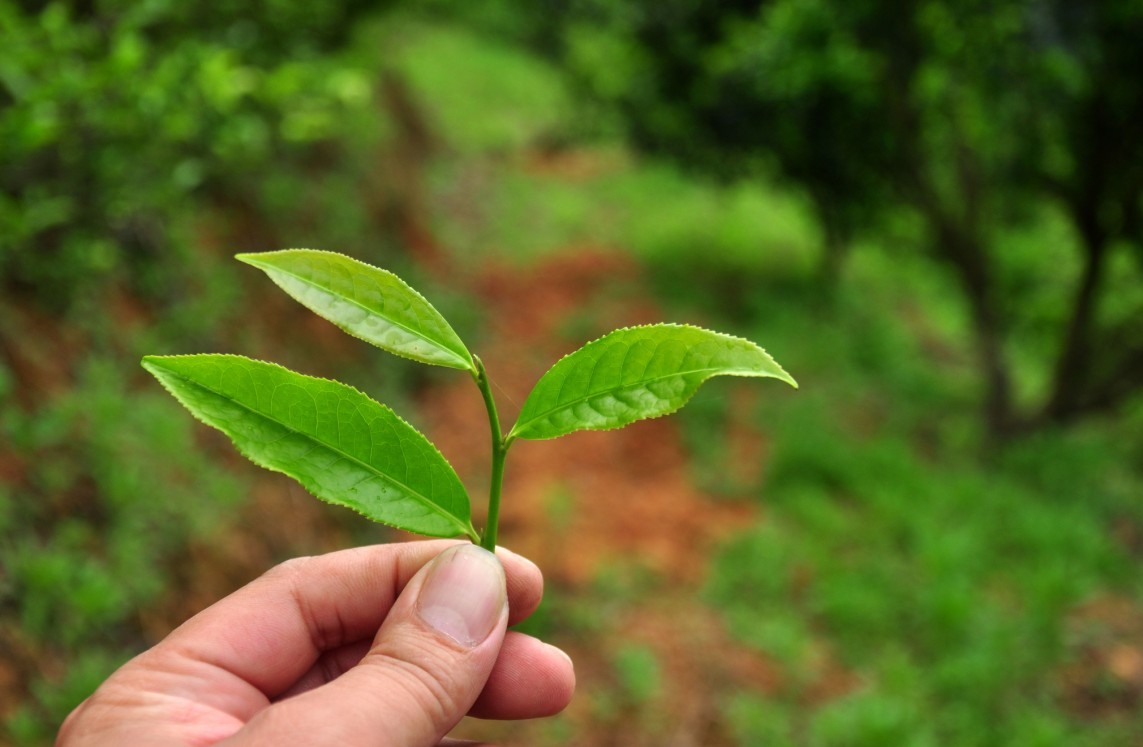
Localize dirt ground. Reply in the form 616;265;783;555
418;248;783;744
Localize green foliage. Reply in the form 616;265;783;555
516;0;1143;433
5;649;131;746
142;354;476;539
0;0;383;312
611;644;662;706
511;324;795;440
237;250;476;371
1;6;393;738
709;447;1136;743
725;694;797;746
145;251;795;547
606;168;821;275
1;359;244;742
359;15;572;153
809;691;934;747
703;295;1140;744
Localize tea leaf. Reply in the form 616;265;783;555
236;249;475;372
510;324;796;440
141;354;476;539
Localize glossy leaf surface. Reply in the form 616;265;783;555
237;249;475;371
142;354;475;539
510;324;796;440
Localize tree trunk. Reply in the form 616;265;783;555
1041;212;1108;424
816;215;850;294
931;220;1017;439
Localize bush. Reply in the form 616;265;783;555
1;359;246;742
0;0;383;312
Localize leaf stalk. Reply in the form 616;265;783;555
474;356;512;550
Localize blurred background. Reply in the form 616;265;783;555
2;0;1143;744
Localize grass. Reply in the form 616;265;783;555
1;359;247;744
695;254;1143;745
352;13;572;155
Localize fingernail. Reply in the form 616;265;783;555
417;545;506;647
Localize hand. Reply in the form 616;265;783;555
57;541;575;746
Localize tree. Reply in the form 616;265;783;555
538;0;1143;438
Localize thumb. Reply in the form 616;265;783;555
230;544;509;747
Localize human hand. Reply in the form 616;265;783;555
57;541;575;746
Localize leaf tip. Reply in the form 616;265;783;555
774;366;798;389
234;252;263;268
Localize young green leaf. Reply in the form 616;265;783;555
236;249;476;372
141;354;477;540
509;324;796;440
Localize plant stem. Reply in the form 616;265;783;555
474;356;511;551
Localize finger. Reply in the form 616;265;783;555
265;545;543;701
227;544;510;746
468;632;575;719
278;631;575;719
156;541;543;706
499;546;544;626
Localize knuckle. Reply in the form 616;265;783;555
361;643;462;725
265;554;316;581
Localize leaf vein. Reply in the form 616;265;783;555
265;261;467;369
169;369;468;535
519;365;759;430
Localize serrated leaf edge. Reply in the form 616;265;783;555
141;353;477;539
509;323;797;440
236;249;476;373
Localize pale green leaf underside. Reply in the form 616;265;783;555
510;324;797;440
141;354;474;539
237;249;475;372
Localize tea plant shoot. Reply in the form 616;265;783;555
142;250;797;550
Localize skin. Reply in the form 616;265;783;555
57;541;575;747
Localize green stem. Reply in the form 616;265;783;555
474;356;511;551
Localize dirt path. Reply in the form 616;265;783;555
411;247;784;745
418;249;762;584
